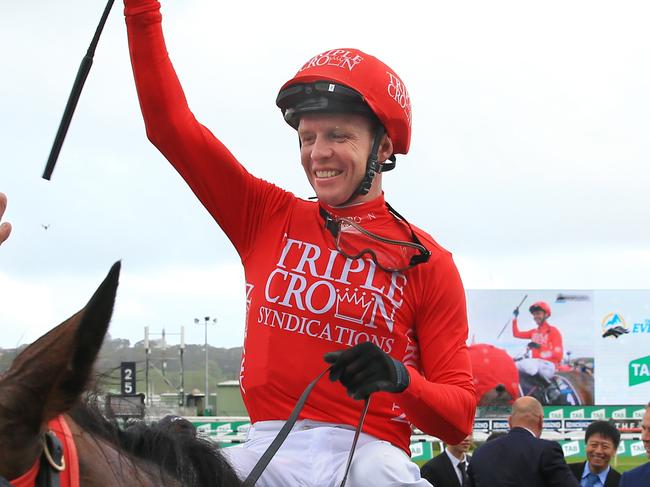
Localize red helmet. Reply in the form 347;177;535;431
276;48;412;155
469;344;520;405
529;301;551;317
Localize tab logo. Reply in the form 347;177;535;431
631;441;647;456
562;441;580;457
410;443;424;458
570;409;585;419
612;408;626;419
196;423;212;438
216;423;232;434
629;355;650;386
548;409;564;419
591;409;606;419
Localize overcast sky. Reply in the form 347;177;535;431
1;0;649;350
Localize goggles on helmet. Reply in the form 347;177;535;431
319;203;430;273
276;82;376;129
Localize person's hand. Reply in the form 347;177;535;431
528;341;541;350
0;193;12;245
323;342;410;400
513;307;519;318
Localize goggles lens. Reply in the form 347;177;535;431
320;207;430;273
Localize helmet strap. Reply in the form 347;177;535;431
354;125;395;197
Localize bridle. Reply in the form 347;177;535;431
242;366;371;487
3;375;367;487
2;416;79;487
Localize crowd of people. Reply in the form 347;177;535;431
420;397;650;487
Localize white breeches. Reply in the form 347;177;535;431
221;419;432;487
516;358;556;380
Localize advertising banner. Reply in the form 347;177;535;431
594;291;650;404
466;290;594;406
466;290;650;406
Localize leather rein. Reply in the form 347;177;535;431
242;366;371;487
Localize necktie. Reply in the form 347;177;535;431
584;472;599;487
457;460;468;487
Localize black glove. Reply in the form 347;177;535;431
323;342;410;400
513;308;520;318
528;341;541;350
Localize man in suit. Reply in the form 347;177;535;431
468;396;579;487
421;433;473;486
569;420;621;486
620;402;650;487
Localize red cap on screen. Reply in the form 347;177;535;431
469;343;520;404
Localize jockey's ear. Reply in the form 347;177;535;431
0;262;120;431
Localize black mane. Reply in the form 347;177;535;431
69;396;241;487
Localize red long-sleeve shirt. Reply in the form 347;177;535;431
123;0;476;452
512;319;564;366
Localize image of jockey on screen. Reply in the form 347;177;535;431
512;301;564;392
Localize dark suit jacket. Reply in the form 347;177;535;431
467;427;580;487
569;461;620;487
619;462;650;487
420;451;471;487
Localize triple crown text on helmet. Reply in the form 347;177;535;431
297;49;411;122
386;71;411;124
299;49;364;72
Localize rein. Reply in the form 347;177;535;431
3;416;79;487
242;366;371;487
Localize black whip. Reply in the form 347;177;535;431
42;0;115;180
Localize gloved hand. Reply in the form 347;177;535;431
323;342;410;400
513;307;520;318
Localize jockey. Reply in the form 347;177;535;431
512;301;564;383
123;2;476;485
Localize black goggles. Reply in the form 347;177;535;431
276;82;376;128
319;203;431;273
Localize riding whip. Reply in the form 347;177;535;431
42;0;115;180
496;294;528;339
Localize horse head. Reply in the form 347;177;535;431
0;262;242;487
0;262;120;482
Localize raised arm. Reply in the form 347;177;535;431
512;317;533;339
123;0;290;256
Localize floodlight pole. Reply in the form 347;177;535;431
195;316;217;415
179;325;185;407
144;326;151;406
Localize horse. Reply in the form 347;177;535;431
0;262;242;486
470;342;594;407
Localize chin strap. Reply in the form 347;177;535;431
355;126;395;196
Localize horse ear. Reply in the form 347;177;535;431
51;261;121;415
0;262;120;431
